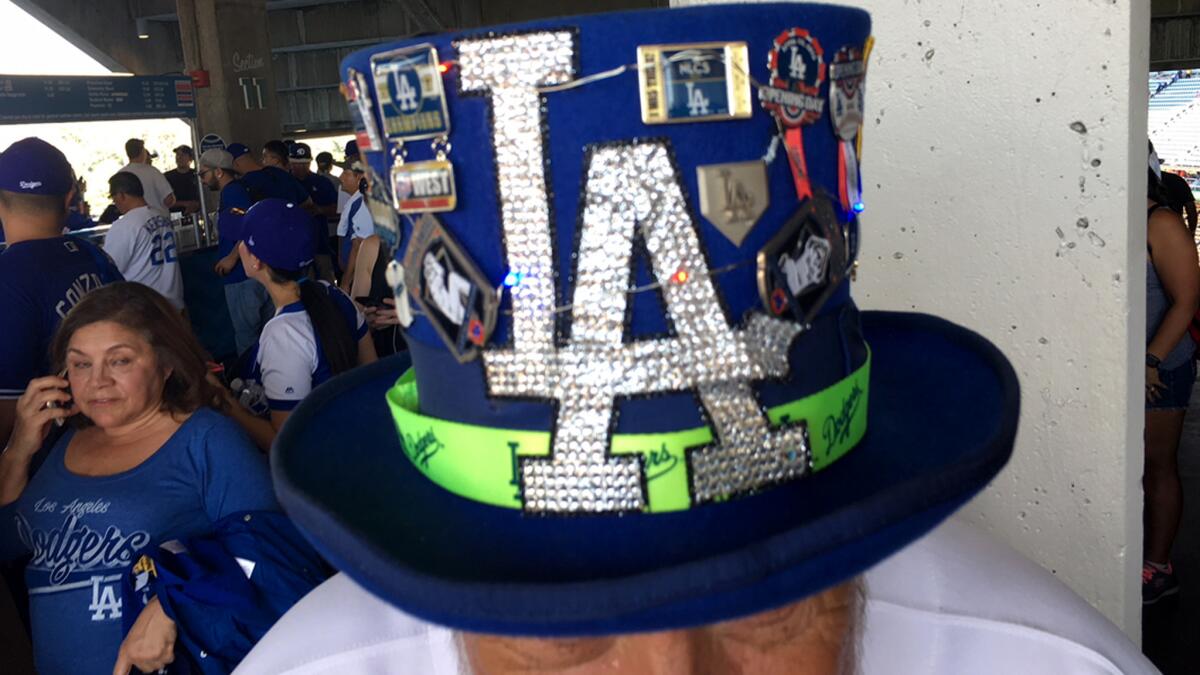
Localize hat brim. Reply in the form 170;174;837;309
272;310;1019;636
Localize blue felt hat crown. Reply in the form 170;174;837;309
272;2;1020;637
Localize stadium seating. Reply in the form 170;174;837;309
1150;72;1200;167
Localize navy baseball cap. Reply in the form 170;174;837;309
226;143;251;160
0;137;75;196
288;143;313;162
344;139;359;160
241;198;315;271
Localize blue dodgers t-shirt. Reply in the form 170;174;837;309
217;180;254;285
0;236;123;399
1;408;277;675
298;172;338;255
242;166;309;206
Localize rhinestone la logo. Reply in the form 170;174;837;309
759;28;826;128
456;31;811;514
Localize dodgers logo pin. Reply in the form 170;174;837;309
759;28;826;202
403;214;498;362
830;46;865;213
371;44;450;142
696;160;769;246
756;192;847;325
637;41;753;124
344;68;384;152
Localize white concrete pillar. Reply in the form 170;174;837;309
671;0;1149;640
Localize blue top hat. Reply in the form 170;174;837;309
271;3;1019;637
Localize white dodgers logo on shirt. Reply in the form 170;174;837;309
16;501;151;623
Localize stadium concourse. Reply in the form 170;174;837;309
1151;71;1200;189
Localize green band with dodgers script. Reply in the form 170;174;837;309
386;356;869;513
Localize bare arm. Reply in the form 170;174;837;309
223;400;282;453
163;193;177;209
0;377;72;505
213;247;241;276
0;400;14;450
358;332;378;366
341;238;363;292
1148;209;1200;361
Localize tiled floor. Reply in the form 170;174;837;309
1144;378;1200;673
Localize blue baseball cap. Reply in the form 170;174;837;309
288;142;313;162
343;139;359;160
0;137;74;196
226;143;251;160
241;198;315;271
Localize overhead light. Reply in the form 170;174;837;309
136;18;150;39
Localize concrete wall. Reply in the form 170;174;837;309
674;0;1149;639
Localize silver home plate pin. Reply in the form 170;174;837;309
697;160;768;246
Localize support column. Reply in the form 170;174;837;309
177;0;281;153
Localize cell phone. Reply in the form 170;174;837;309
355;296;386;309
49;368;72;427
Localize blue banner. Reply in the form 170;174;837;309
0;75;196;124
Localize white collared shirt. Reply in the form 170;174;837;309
234;519;1157;674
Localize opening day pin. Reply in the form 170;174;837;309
759;28;826;203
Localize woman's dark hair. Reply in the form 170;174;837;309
1150;166;1170;205
267;267;358;375
49;282;225;424
1149;140;1170;205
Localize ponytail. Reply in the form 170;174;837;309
268;268;358;375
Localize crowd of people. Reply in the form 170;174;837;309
0;132;402;673
0;4;1181;674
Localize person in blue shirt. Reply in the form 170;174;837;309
288;143;339;283
0;281;278;675
0;137;123;448
219;199;376;451
227;142;310;207
200;149;275;357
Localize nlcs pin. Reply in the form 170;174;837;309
637;42;752;124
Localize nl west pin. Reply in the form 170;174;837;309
759;28;826;203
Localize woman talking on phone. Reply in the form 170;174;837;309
222;198;376;451
0;282;277;674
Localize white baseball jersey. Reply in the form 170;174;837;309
234;519;1158;675
247;282;367;412
335;192;374;239
118;162;175;216
103;205;185;309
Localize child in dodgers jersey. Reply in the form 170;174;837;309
223;199;375;449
